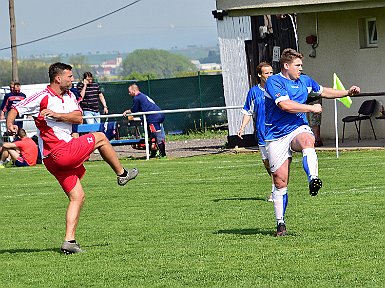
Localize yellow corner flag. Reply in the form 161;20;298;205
333;73;352;108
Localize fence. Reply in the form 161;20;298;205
0;105;242;161
99;73;226;134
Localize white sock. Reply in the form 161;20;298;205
273;187;288;224
302;148;318;181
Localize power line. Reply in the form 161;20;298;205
0;0;143;51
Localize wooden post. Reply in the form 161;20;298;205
9;0;19;82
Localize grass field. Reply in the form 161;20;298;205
1;150;384;287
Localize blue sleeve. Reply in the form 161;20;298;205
266;76;289;103
131;97;140;113
242;88;256;115
70;87;81;100
303;75;322;96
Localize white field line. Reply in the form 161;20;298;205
322;186;385;196
1;192;55;199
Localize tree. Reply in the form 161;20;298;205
0;60;50;85
69;55;95;81
18;60;49;84
200;49;221;64
121;49;197;79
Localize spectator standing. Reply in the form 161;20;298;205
0;82;26;129
77;72;108;124
0;128;38;167
123;84;166;158
6;63;138;254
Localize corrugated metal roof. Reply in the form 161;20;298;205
216;0;385;15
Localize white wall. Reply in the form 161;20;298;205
298;8;385;140
217;16;252;136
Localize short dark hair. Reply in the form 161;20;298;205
48;62;72;83
83;71;93;79
17;128;27;138
255;62;272;83
280;48;303;66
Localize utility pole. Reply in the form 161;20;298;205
9;0;19;82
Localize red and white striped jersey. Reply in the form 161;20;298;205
13;86;82;157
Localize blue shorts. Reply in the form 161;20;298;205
15;156;30;167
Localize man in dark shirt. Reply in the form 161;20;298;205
123;84;166;157
0;82;27;129
77;72;108;124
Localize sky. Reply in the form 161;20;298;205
0;0;218;58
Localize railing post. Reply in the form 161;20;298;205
198;71;204;129
143;114;150;160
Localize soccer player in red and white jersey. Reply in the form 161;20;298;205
6;62;139;254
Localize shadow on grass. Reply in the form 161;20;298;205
0;242;110;254
212;196;266;202
215;228;276;236
0;247;60;254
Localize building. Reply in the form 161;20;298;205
95;56;123;77
214;0;385;146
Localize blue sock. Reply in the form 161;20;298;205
302;148;318;182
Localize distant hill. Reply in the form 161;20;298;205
168;45;220;63
72;46;221;65
18;45;221;66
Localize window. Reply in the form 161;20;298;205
366;18;377;47
359;17;377;48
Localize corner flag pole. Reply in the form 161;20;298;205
333;73;351;158
334;99;339;158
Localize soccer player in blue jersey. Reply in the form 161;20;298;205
237;62;274;201
265;48;360;236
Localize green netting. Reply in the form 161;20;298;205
99;74;225;135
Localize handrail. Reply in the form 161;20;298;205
0;105;243;160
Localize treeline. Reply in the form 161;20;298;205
0;60;49;86
0;56;95;86
0;49;200;86
121;49;198;80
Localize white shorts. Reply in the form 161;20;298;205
266;125;314;173
259;145;268;161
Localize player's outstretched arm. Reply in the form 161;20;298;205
278;100;322;114
321;86;360;99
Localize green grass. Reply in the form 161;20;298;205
0;150;384;287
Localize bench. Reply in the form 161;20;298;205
73;122;145;146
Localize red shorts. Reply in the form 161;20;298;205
44;133;96;193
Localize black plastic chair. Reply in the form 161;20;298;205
342;99;377;143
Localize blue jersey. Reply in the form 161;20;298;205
241;84;266;146
131;92;165;124
265;73;322;140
